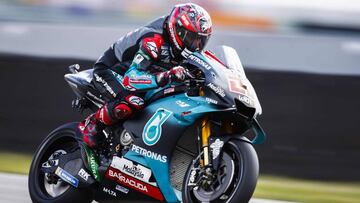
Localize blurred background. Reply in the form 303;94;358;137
0;0;360;202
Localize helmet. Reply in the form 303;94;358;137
167;3;212;57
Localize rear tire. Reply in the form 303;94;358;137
28;126;92;203
183;139;259;203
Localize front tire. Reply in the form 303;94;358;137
28;125;92;203
183;139;259;203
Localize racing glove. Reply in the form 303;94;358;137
156;66;187;87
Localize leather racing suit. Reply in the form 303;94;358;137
80;16;186;147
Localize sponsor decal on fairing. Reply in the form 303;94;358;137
164;87;175;95
142;108;172;146
205;97;218;105
106;167;164;201
207;83;226;97
176;100;190;107
239;94;252;106
188;54;211;70
103;187;117;197
115;184;129;194
110;156;156;186
131;144;168;163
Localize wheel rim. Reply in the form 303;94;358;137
193;152;235;201
32;136;78;200
184;141;243;203
43;149;70;198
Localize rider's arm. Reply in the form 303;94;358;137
122;35;165;91
93;45;118;70
122;49;159;91
123;48;187;91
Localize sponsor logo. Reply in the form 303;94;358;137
55;167;79;187
103;187;117;197
239;94;252;105
123;164;144;179
106;168;164;201
164;87;175;95
84;146;100;181
129;74;153;84
176;100;190;107
94;73;116;98
110;157;154;186
116;184;129;194
78;168;90;181
207;83;226;97
142;108;172;146
205;97;218;105
131;144;167;163
108;169;148;192
188;55;211;70
129;79;152;84
160;47;169;56
133;54;144;64
181;48;193;58
127;95;144;106
210;139;224;159
89;154;99;181
86;91;105;104
146;42;158;58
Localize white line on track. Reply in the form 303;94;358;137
0;172;296;203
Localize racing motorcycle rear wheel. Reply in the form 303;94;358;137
183;139;259;203
28;126;92;203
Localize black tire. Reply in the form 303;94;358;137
183;139;259;203
28;126;93;203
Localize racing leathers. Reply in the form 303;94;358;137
80;16;187;147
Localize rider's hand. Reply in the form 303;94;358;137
169;66;187;83
156;66;187;86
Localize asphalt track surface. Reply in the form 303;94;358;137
0;173;295;203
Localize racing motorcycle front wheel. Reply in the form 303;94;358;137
183;139;259;203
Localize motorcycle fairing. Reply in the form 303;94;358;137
185;48;262;117
123;93;220;202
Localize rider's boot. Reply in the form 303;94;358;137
79;102;133;148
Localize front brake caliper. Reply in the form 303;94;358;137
188;167;201;187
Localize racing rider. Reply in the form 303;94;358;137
79;3;213;148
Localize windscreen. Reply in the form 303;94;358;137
213;46;263;116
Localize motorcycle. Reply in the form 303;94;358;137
28;45;266;203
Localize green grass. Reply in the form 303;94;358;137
255;176;360;203
0;152;359;203
0;152;32;174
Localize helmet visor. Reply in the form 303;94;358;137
177;25;210;52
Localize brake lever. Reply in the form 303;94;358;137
185;69;196;79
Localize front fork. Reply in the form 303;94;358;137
200;117;211;167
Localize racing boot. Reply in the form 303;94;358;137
79;95;144;148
